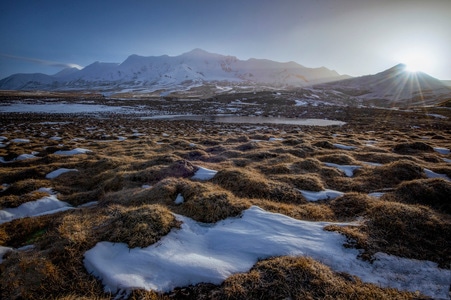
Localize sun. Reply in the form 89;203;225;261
399;49;434;74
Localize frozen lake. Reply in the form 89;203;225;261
144;115;346;126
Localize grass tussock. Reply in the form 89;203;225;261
393;141;434;154
350;159;426;191
329;193;374;221
0;190;50;209
212;168;306;204
254;199;335;221
171;181;250;223
313;140;335;149
210;256;417;299
104;204;180;248
0;214;54;247
126;159;197;184
374;160;425;182
383;178;451;214
272;174;324;191
0;179;51;197
316;153;356;165
328;201;451;268
291;158;322;173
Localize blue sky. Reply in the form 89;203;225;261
1;0;450;80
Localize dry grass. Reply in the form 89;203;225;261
393;141;434;154
104;204;180;248
382;178;451;214
205;256;418;299
329;193;374;221
212;168;306;204
272;174;324;191
327;200;451;268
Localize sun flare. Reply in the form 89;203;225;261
399;49;434;74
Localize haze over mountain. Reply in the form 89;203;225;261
0;49;346;93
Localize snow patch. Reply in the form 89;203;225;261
83;206;451;298
191;167;218;181
333;143;357;150
11;138;30;143
434;147;450;155
174;193;184;205
54;148;92;155
0;195;72;225
424;169;451;181
0;246;12;264
46;168;78;179
299;189;344;201
324;162;361;177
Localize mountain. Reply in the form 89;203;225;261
315;64;451;106
0;49;346;93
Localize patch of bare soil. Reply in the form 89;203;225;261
1;92;450;299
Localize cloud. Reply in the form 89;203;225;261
0;53;82;69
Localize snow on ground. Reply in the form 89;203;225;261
46;168;78;179
54;148;92;155
0;153;38;163
268;137;284;141
0;103;136;114
0;246;12;263
434;147;450;155
0;195;72;225
298;189;344;201
426;113;448;119
1;184;9;192
191;167;218;180
83;206;451;298
362;161;383;167
368;192;385;198
174;193;184;204
424;169;451;181
16;153;38;161
333;143;357;150
294;99;308;106
323;162;361;177
444;158;451;163
11;138;30;143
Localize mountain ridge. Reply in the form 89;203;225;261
0;49;347;92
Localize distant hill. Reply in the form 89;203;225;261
0;49;346;93
315;64;451;106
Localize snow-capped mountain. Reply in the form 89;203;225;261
316;64;451;106
0;49;346;92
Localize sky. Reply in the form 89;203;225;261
1;0;450;80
